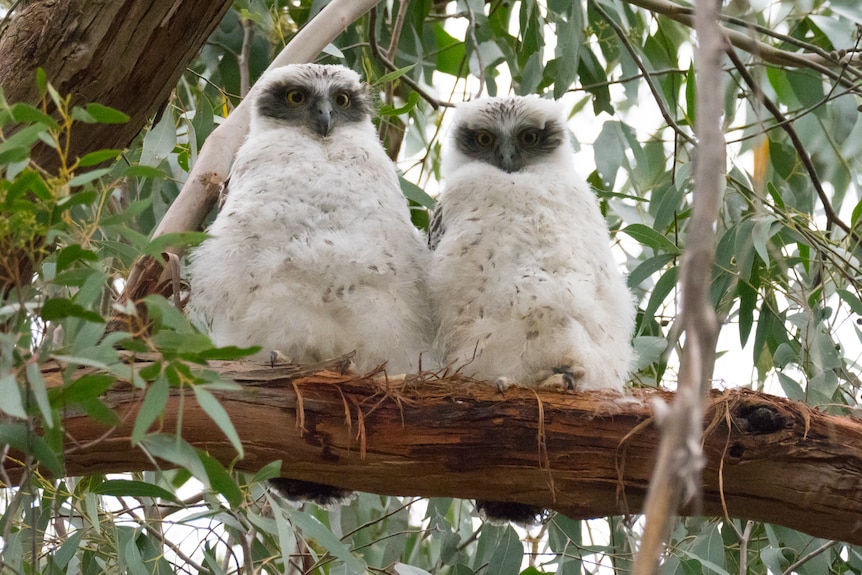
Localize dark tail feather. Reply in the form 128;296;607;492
475;500;551;526
268;478;355;509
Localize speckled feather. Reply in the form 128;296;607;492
429;95;635;391
187;64;433;374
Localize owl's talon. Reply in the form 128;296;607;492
269;350;292;367
341;359;359;376
540;366;586;392
494;377;513;394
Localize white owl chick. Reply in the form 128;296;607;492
429;95;635;393
186;64;434;506
187;64;433;375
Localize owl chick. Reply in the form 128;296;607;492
429;95;636;523
187;63;433;505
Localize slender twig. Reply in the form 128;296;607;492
624;0;862;93
633;0;724;571
593;1;695;146
239;17;255;97
782;539;838;575
115;499;205;575
386;0;410;59
465;2;485;97
368;8;449;110
726;48;854;239
739;520;754;575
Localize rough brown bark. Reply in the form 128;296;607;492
0;0;233;171
11;359;862;546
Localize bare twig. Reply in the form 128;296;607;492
739;520;754;575
386;0;410;59
782;539;838;575
367;7;449;110
239;16;255;97
465;2;485;98
633;0;724;571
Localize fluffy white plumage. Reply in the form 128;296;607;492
429;95;635;391
187;64;433;374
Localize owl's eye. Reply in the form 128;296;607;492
519;129;540;147
334;92;350;108
286;89;306;106
476;131;495;147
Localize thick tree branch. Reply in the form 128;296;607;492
0;0;233;171
5;360;862;546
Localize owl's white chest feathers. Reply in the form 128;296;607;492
430;160;635;389
188;124;432;373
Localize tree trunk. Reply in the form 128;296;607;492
15;358;862;546
0;0;233;172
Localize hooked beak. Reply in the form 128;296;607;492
315;100;334;137
496;141;521;173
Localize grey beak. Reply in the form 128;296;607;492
315;100;333;136
497;141;521;173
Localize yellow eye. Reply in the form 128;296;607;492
334;92;350;108
476;131;495;147
519;129;539;146
286;89;306;106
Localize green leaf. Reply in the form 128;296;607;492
379;91;420;117
85;103;130;124
282;506;368;574
620;224;681;254
140;112;177;167
131;374;169;445
434;24;468;77
52;373;114;404
373;64;417;85
140;434;208;485
41;298;104;324
143;295;194;335
92;479;180;503
252;460;283;484
35;68;48;99
640;266;678;333
56;244;99;273
77;149;122;167
192;385;244;457
0;374;26;419
627;253;677;289
68;167;112;187
198;449;243;506
26;362;53;428
143;232;208;258
685;63;696;127
399;176;436;210
487;526;523;575
10;103;58;129
839;289;862;316
53;529;84;569
0;423;64;477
